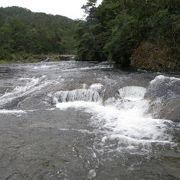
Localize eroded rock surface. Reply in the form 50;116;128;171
145;75;180;121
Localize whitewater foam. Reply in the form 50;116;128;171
0;109;26;114
0;76;51;108
33;64;57;70
150;75;180;85
55;86;174;151
51;84;104;104
61;64;113;72
118;86;146;101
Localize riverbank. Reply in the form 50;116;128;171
0;54;76;64
131;42;180;73
0;52;179;74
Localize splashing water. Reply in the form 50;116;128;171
0;76;52;109
0;62;179;180
55;85;174;152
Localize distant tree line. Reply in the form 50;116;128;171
0;6;77;61
76;0;180;70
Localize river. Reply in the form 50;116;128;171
0;61;180;180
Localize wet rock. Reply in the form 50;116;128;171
42;57;50;62
58;55;76;61
145;75;180;122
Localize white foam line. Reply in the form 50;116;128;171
0;109;26;114
107;134;174;145
58;128;95;134
61;65;113;72
33;65;57;70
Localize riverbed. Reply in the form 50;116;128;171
0;61;180;180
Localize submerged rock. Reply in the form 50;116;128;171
145;75;180;122
0;67;11;73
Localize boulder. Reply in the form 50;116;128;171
145;75;180;122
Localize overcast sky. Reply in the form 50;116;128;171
0;0;102;19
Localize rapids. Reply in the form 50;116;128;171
0;61;180;180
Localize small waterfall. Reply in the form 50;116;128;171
52;84;104;104
53;89;102;103
55;85;173;149
118;86;146;101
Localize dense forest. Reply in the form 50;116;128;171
76;0;180;71
0;6;77;62
0;2;179;72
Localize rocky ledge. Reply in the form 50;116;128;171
145;75;180;122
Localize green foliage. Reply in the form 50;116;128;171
0;6;77;62
76;0;180;67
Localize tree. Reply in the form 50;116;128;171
0;6;77;61
76;0;180;69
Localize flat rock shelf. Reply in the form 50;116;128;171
0;61;180;180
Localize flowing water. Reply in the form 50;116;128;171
0;61;180;180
